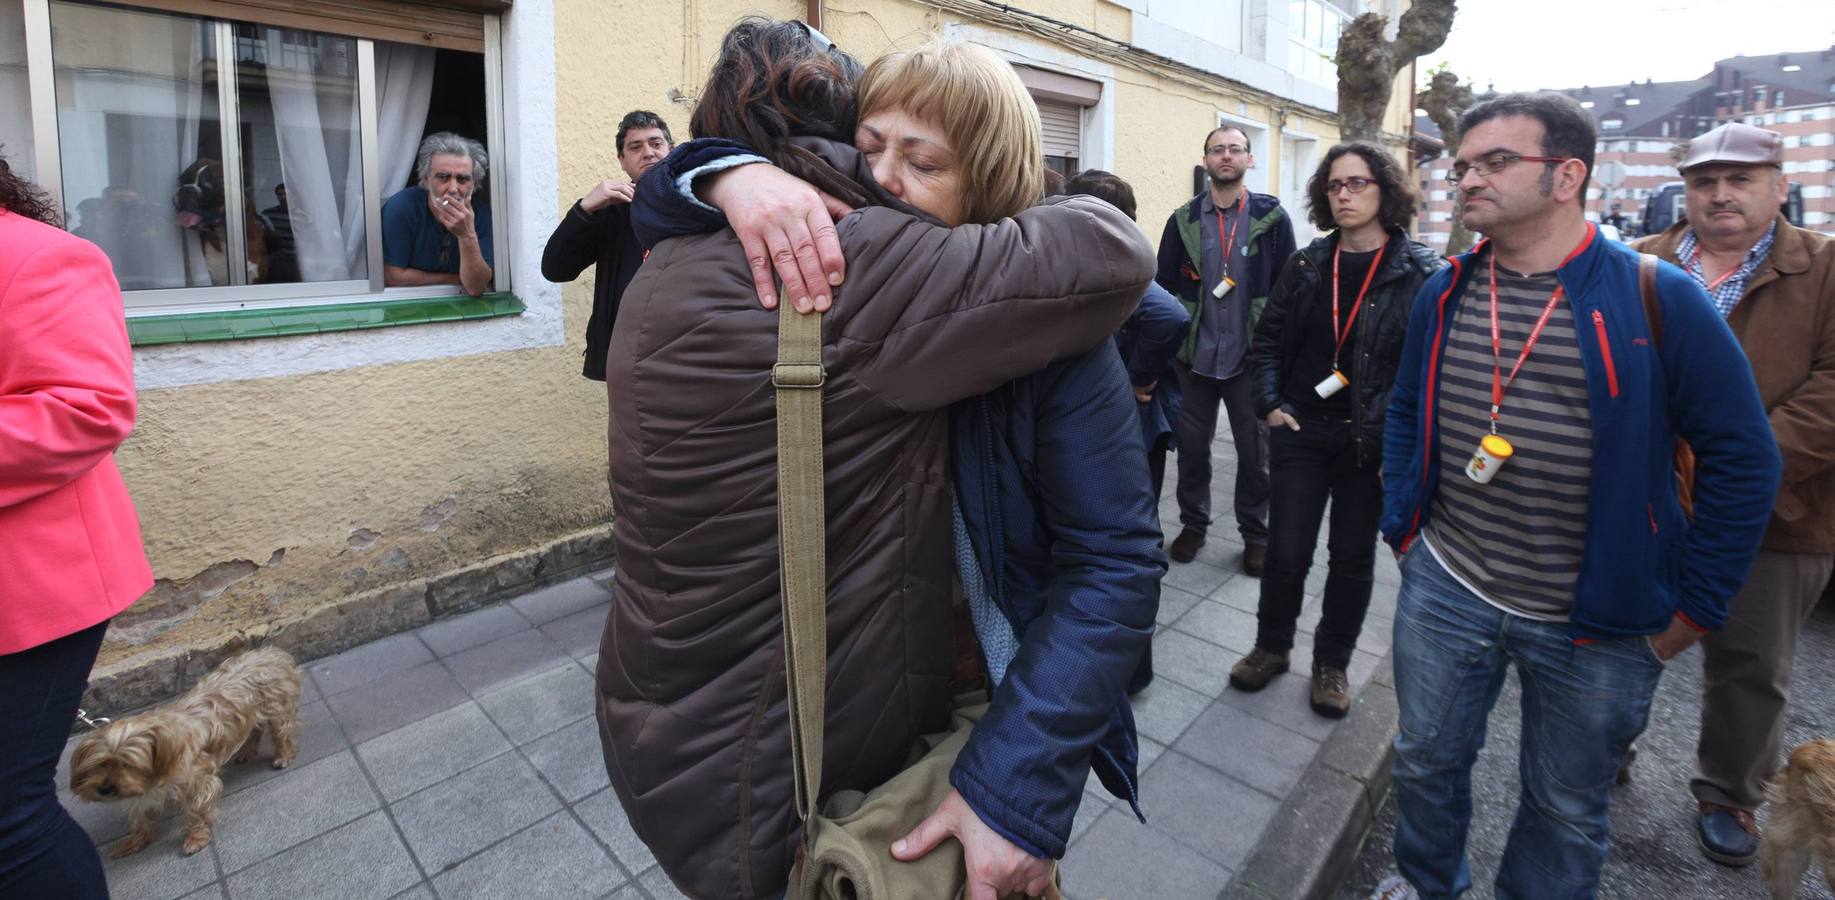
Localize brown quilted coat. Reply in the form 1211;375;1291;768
594;138;1155;900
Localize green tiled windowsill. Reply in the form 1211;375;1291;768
127;292;525;346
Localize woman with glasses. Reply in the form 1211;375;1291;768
1228;142;1445;717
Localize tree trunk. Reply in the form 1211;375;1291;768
1334;0;1458;144
1419;70;1476;254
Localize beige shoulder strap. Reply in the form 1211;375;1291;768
774;305;828;826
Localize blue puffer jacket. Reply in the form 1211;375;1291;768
1381;226;1780;638
1114;281;1190;452
949;341;1164;859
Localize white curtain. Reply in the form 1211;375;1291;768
335;42;433;275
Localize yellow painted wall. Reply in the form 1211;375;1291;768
105;0;1420;677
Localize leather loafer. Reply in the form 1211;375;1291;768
1696;803;1759;867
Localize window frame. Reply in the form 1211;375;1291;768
14;0;516;320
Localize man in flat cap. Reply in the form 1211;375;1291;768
1635;121;1835;868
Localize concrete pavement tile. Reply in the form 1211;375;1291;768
525;716;612;802
356;702;511;801
1175;600;1260;654
213;750;380;873
1315;680;1399;805
600;886;645;900
1190;531;1249;568
1217;669;1340;742
574;788;657;874
512;577;615;625
1086;734;1165;798
580;653;599;674
1372;552;1403;587
417;605;531;658
444;628;572;695
1069;793;1110;847
308;633;432;697
430;811;623;900
1163;558;1233;597
1156;585;1205;626
1231;763;1370;900
1059;810;1232;900
476;662;596;745
1207;571;1264;614
180;886;225;900
1129;679;1211;745
1176;702;1320;799
220;700;347;796
1152;627;1233;693
323;660;471;745
298;672;319;707
538;602;611;660
638;865;690;899
392;752;561;872
223;811;419;900
1137;751;1279;869
388;887;433;900
98;829;219;900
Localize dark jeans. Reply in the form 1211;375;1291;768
1173;362;1269;544
1254;414;1382;670
0;621;110;900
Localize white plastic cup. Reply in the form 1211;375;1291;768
1465;434;1515;484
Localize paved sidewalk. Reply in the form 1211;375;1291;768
61;437;1398;900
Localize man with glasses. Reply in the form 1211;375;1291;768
1157;126;1297;574
1369;93;1779;900
382;132;494;296
1630;122;1835;869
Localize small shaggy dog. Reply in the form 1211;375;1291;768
1764;738;1835;898
69;646;302;857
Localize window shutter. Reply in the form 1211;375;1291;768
1038;100;1082;161
101;0;506;52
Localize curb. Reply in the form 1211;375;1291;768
79;524;615;719
1221;652;1398;900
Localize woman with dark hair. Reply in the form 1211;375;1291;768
1229;141;1444;717
0;155;152;899
593;19;1155;900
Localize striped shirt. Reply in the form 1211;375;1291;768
1678;223;1776;319
1424;256;1593;620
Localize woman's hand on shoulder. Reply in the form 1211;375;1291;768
702;164;854;313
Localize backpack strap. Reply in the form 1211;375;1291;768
774;305;828;826
1639;252;1697;519
1639;252;1662;345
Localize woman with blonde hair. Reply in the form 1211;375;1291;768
596;20;1157;900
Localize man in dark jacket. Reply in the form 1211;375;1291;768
1375;92;1779;900
1156;126;1297;573
541;110;673;380
1633;122;1835;867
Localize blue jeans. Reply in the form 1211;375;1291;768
1389;547;1663;900
0;621;110;900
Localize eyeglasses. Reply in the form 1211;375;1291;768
1325;177;1376;196
1445;152;1570;184
1207;143;1251;157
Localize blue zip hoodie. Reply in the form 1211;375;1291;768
1380;225;1780;638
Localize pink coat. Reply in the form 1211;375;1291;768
0;209;152;655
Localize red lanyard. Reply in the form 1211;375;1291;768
1331;242;1385;367
1687;242;1739;293
1487;229;1593;431
1215;203;1241;269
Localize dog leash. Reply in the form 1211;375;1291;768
75;708;111;730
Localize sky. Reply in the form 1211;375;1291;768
1420;0;1835;94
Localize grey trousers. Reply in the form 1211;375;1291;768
1693;549;1835;810
1172;361;1269;544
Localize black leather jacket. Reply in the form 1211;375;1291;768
1247;230;1445;468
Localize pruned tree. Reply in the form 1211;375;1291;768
1335;0;1458;143
1418;69;1477;254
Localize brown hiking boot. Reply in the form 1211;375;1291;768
1242;542;1267;577
1310;664;1351;718
1229;647;1289;692
1169;526;1206;563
